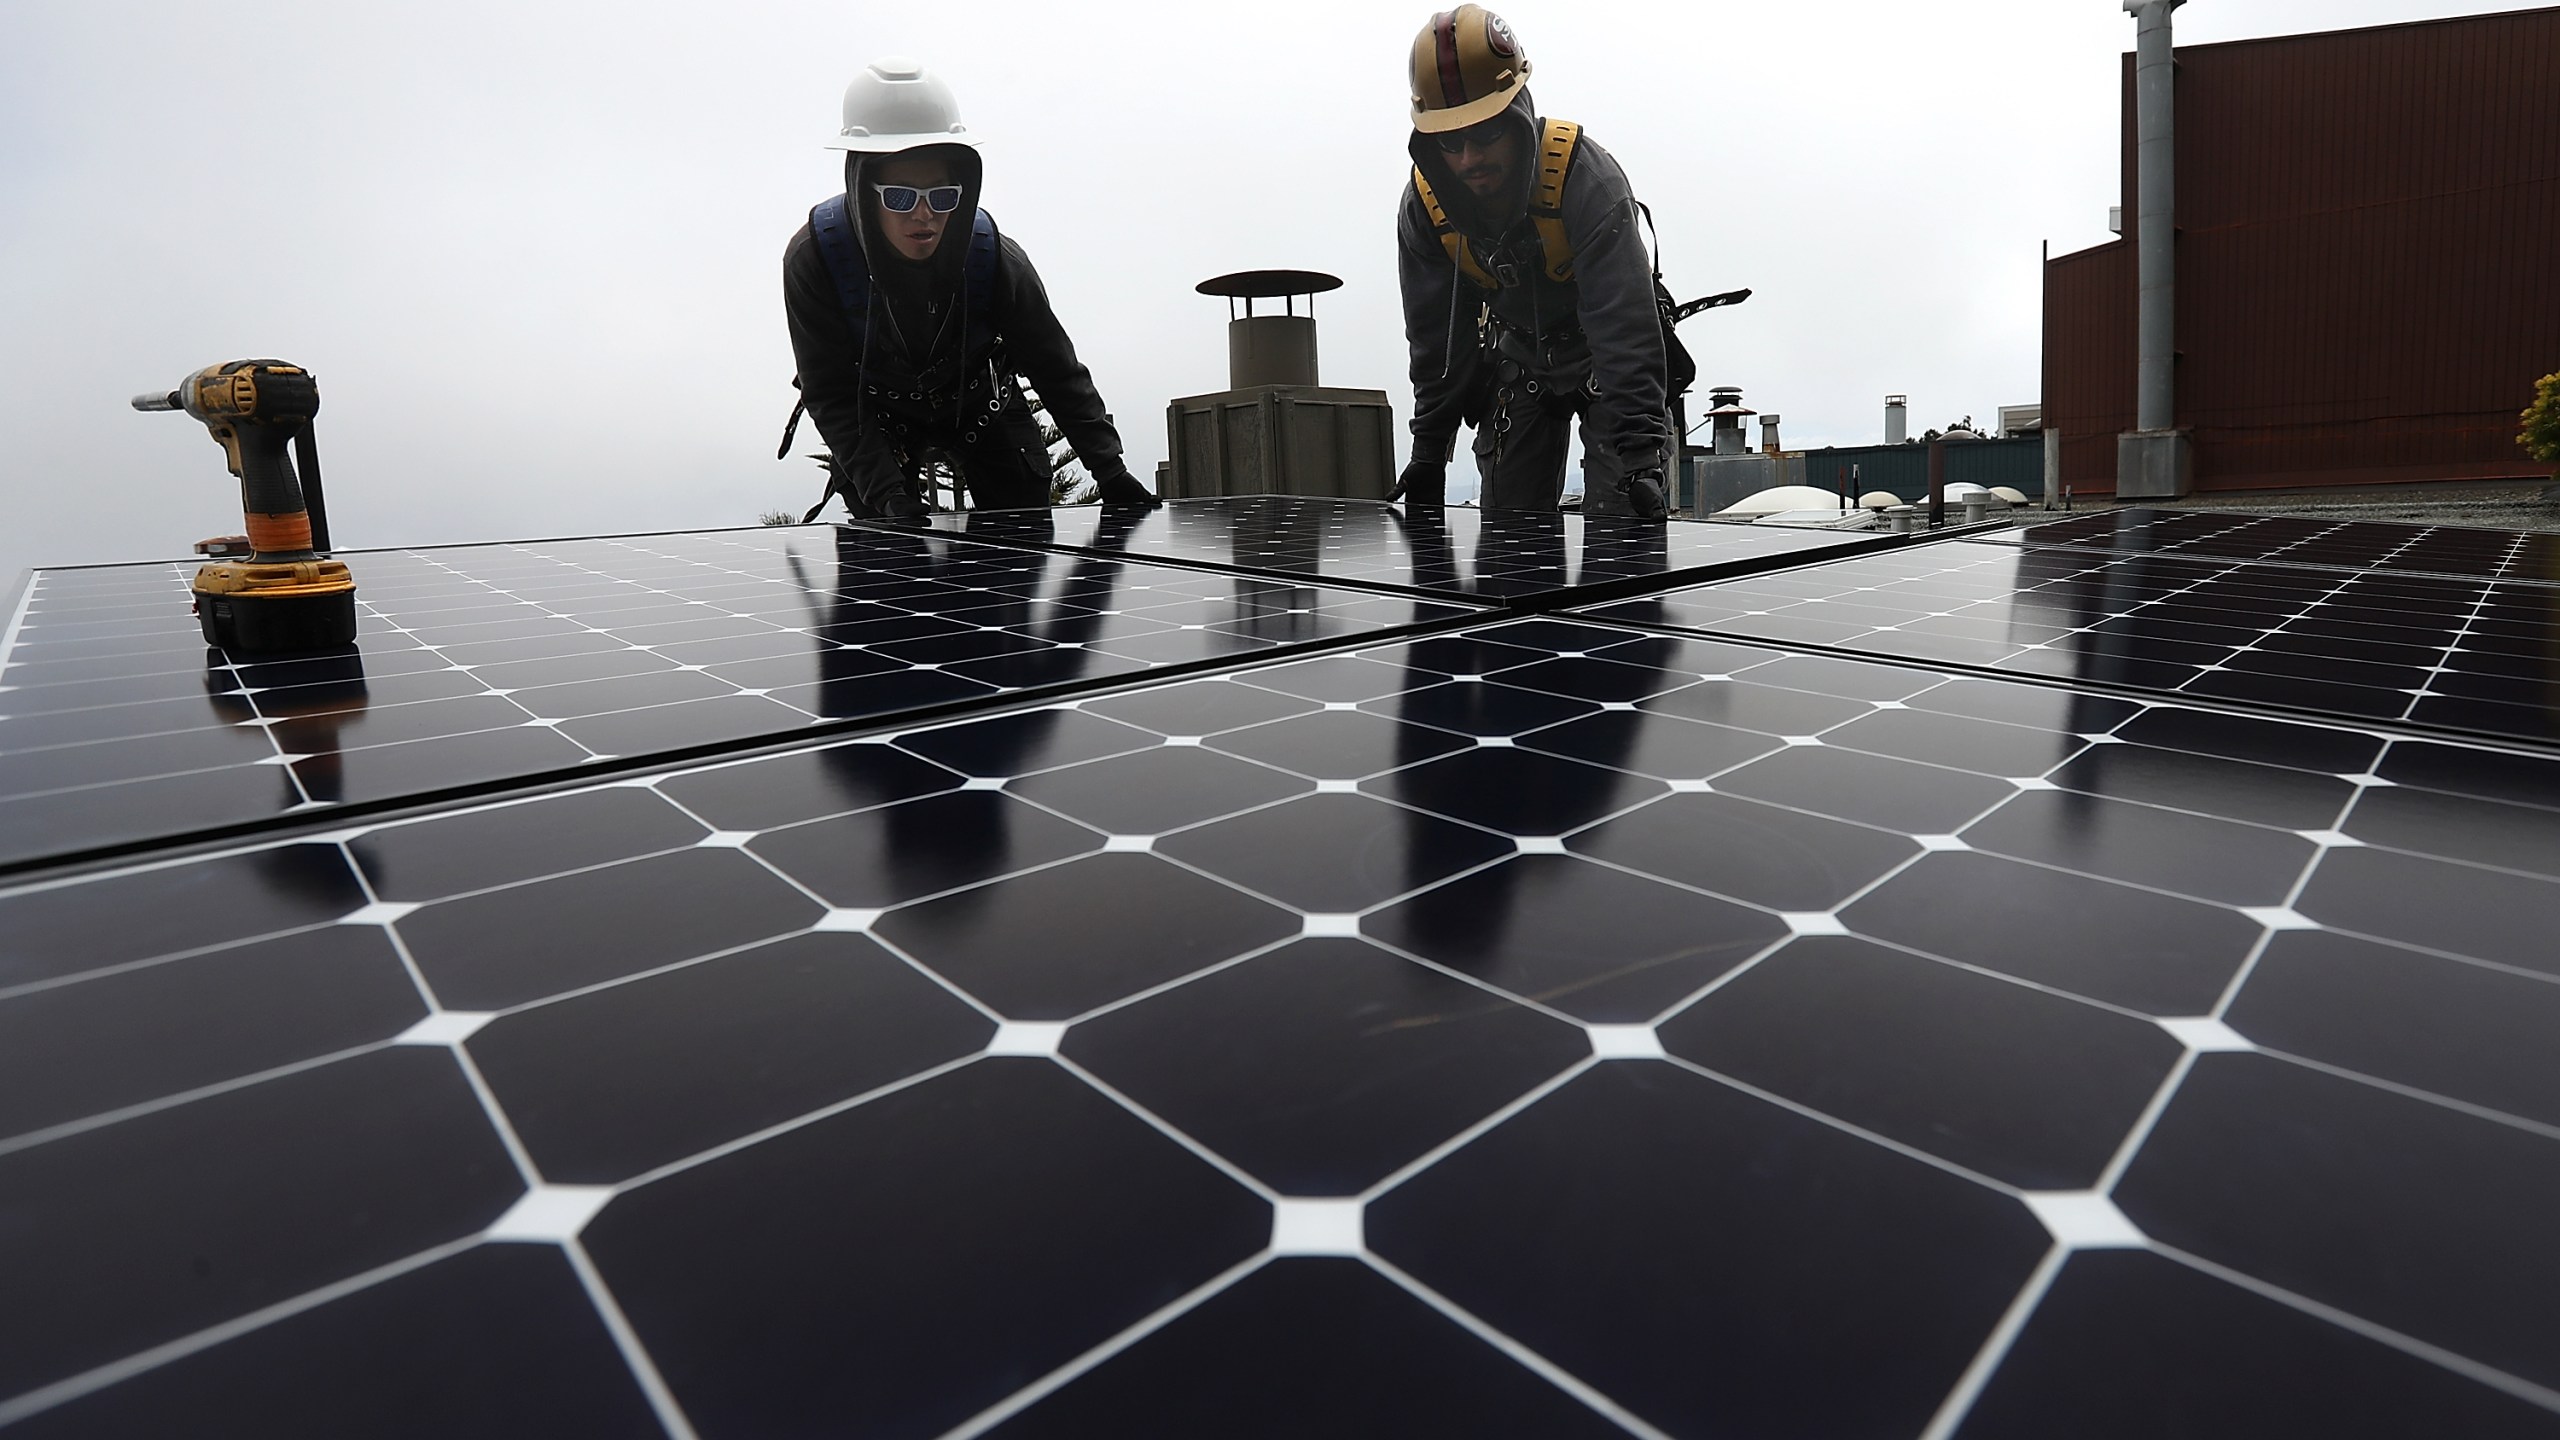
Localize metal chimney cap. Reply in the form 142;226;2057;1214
1196;270;1344;299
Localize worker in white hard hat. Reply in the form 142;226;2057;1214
1394;6;1681;520
780;58;1158;522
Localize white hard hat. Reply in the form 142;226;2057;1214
825;57;978;152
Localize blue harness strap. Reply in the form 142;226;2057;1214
807;195;1002;359
808;192;870;329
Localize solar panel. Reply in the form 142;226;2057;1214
1978;506;2560;582
4;614;2554;1436
1583;539;2560;745
878;495;1904;602
0;527;1478;869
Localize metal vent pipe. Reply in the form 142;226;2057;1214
2129;0;2183;433
1228;315;1318;388
1197;270;1339;389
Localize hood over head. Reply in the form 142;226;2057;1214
1407;87;1539;241
847;142;985;291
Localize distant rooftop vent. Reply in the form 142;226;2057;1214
1705;386;1756;456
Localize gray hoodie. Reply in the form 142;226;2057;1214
1397;89;1670;472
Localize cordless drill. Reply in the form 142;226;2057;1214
134;359;360;653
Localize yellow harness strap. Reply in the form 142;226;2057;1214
1412;117;1583;290
1527;118;1581;283
1413;167;1500;291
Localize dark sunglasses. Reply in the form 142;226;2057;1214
1431;120;1507;155
872;182;964;215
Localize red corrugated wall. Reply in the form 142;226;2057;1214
2045;7;2560;495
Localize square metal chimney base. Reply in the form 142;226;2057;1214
2115;429;2195;500
1164;386;1397;501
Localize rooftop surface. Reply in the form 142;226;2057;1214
2;498;2556;1437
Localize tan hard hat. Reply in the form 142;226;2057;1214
1409;6;1532;134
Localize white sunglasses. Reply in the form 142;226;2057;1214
872;182;965;215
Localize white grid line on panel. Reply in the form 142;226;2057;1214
561;1238;703;1440
0;1040;392;1162
1914;1243;2071;1440
0;1236;484;1430
1360;1253;1674;1440
937;1252;1278;1440
2149;1243;2560;1418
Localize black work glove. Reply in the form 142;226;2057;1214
1388;458;1447;507
877;489;931;526
1618;469;1670;522
1092;466;1161;509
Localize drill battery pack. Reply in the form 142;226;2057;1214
191;560;359;654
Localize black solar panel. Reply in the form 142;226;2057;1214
1979;506;2560;582
1584;540;2560;745
4;614;2555;1436
0;527;1477;869
879;495;1899;601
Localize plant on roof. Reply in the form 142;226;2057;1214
2521;371;2560;466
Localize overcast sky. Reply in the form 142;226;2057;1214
0;0;2526;601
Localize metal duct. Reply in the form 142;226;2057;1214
2130;0;2183;433
1228;316;1318;389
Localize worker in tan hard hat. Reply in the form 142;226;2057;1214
1394;6;1679;519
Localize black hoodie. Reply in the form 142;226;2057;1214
1397;88;1670;473
783;145;1129;506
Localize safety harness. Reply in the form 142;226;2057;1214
1412;118;1582;291
1413;121;1700;484
778;195;1009;518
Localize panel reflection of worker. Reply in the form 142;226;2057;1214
1392;6;1674;520
782;58;1159;523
